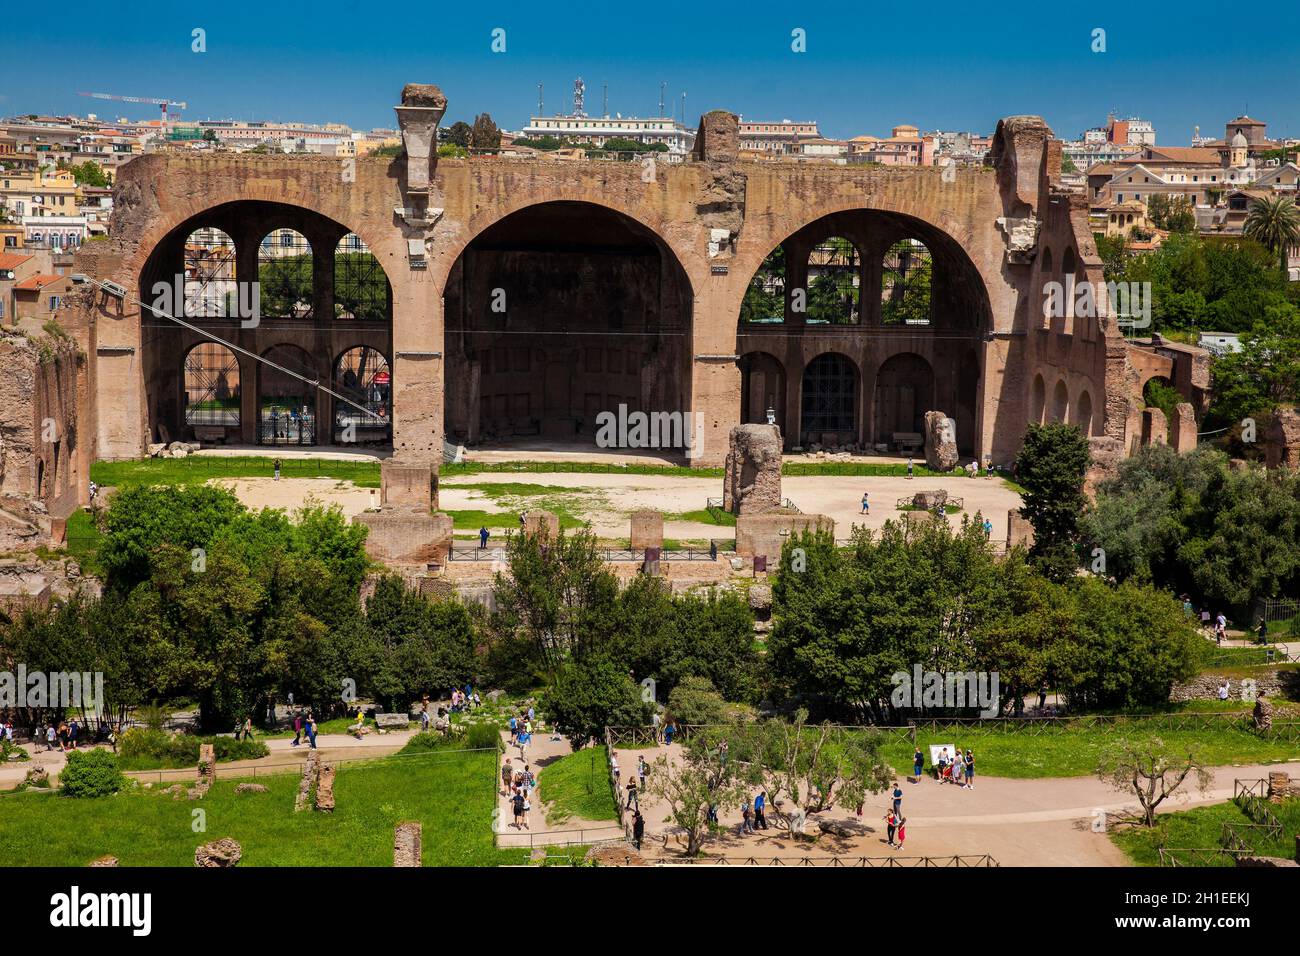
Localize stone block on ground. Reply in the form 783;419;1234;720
723;423;783;515
195;838;242;867
374;712;410;730
314;762;336;812
394;821;422;867
923;411;958;472
629;509;664;550
381;459;435;510
89;855;119;867
522;510;560;541
234;783;268;795
735;513;833;562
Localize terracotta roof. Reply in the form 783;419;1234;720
1143;146;1222;164
13;273;64;291
0;252;34;270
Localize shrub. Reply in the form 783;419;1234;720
667;676;727;725
60;750;125;798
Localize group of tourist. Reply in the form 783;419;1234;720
501;757;535;830
508;706;536;757
916;746;975;788
449;686;480;712
35;719;80;751
289;711;319;748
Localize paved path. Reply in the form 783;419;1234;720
0;728;419;790
610;740;1300;867
494;729;624;849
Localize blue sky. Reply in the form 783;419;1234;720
3;1;1298;143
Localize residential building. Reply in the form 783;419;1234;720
848;125;934;166
0;167;79;221
11;271;71;323
519;113;694;157
738;120;821;156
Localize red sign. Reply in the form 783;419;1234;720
373;371;391;385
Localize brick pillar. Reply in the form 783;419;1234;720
1171;402;1197;452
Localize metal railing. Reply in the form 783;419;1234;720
448;545;718;563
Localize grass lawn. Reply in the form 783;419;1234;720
62;508;103;574
91;456;382;488
537;745;619;825
879;716;1300;779
666;507;736;527
1111;797;1300;866
0;750;527;866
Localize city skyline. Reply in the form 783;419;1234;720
3;2;1299;142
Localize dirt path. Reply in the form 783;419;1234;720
612;741;1300;867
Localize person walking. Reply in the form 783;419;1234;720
632;810;645;850
45;723;57;752
963;749;975;789
912;747;924;783
741;801;754;834
68;718;79;750
273;458;281;481
651;711;662;744
754;790;768;830
861;492;870;515
501;758;513;796
306;713;318;749
625;778;638;811
892;782;903;817
906;457;914;479
637;755;648;789
884;808;898;848
242;715;254;742
512;789;525;830
896;815;907;850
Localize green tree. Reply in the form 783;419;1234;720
469;113;501;151
1244;195;1300;273
443;121;472;148
540;655;647;749
1097;738;1210;827
1014;422;1091;581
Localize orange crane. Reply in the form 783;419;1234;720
77;91;188;122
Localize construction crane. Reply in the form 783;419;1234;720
78;91;188;122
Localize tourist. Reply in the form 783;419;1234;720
45;723;56;751
896;815;907;850
861;492;870;515
508;713;518;744
966;459;978;478
1218;679;1231;701
57;720;68;751
512;789;525;829
892;782;903;816
637;755;648;789
912;747;924;783
906;457;914;479
420;699;430;732
1215;612;1228;644
651;711;662;743
68;718;79;749
291;711;303;746
626;778;638;811
242;715;254;741
632;810;645;850
501;758;513;795
983;455;993;477
963;749;975;789
1200;608;1212;630
521;792;531;830
742;800;754;834
884;808;897;847
1257;619;1269;644
611;753;621;785
664;721;676;745
479;525;489;549
707;803;718;825
306;713;318;749
983;517;993;538
1038;681;1048;711
754;790;768;830
273;458;281;481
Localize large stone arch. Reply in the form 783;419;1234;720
137;199;393;448
440;200;695;452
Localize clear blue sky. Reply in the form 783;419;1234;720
2;1;1297;143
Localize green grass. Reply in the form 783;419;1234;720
443;461;721;478
880;715;1300;779
0;750;526;866
91;456;382;488
898;504;963;515
665;507;736;526
537;745;619;825
1111;797;1300;866
63;508;104;574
